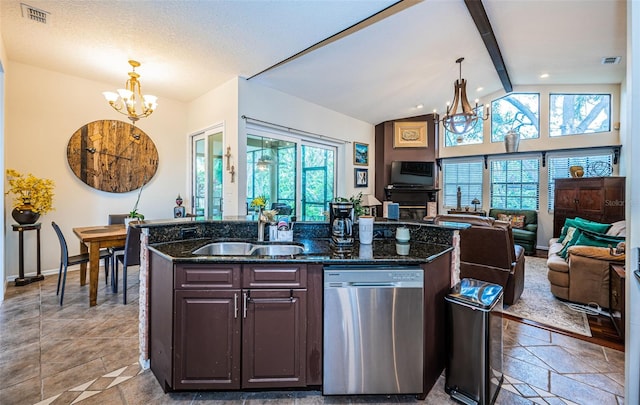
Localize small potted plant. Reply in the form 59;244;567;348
126;182;145;226
335;192;365;219
5;169;55;225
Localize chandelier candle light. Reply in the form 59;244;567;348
103;60;158;123
436;57;489;135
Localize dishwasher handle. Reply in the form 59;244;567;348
350;282;398;287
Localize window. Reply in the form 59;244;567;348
547;151;614;210
490;158;539;209
247;135;297;213
301;145;335;220
444;106;484;146
491;93;540;142
549;94;611;136
246;128;338;221
442;160;483;208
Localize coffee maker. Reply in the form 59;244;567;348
329;202;354;247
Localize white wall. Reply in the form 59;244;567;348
624;1;639;402
186;77;375;217
238;78;375;213
186;77;240;215
4;62;188;278
0;14;7;299
438;84;623;248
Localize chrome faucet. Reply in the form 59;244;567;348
257;209;268;241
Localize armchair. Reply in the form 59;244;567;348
489;209;538;255
434;214;525;305
547;220;626;308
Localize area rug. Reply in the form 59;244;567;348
503;256;592;337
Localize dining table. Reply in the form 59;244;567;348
72;224;127;306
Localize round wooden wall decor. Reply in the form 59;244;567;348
67;120;159;193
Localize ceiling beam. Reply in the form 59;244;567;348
464;0;512;93
249;0;418;80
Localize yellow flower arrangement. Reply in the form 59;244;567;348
6;169;55;214
250;195;268;209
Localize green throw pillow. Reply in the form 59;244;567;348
558;218;579;243
574;231;625;249
559;227;583;259
573;217;611;234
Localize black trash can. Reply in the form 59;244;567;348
445;278;504;405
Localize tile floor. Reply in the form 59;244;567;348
0;267;625;405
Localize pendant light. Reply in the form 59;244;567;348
437;58;489;135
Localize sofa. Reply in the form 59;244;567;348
489;209;538;255
434;214;525;305
547;218;626;308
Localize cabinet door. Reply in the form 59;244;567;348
242;289;307;388
575;181;606;218
174;289;241;390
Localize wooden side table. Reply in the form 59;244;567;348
609;263;625;340
12;223;44;286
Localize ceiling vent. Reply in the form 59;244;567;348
20;3;50;24
601;56;621;65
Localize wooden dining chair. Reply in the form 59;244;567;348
51;221;112;306
112;225;142;304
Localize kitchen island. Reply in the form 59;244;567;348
136;218;461;399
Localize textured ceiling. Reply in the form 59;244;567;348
0;0;627;125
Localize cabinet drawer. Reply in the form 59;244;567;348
175;264;240;289
243;264;307;288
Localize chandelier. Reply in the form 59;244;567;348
103;60;158;123
256;137;273;171
437;57;488;135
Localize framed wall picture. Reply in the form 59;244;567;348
353;142;369;166
354;168;368;188
393;121;428;148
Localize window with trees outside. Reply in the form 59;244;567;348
549;94;611;136
246;132;337;221
490;158;539;210
491;93;540;142
547;151;614;211
442;160;483;208
444;106;484;146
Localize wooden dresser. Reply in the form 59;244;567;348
552;177;625;237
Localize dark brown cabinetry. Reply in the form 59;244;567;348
150;256;314;391
174;289;241;390
384;187;439;219
553;177;625;237
242;289;306;388
374;114;439;215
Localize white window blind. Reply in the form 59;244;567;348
442;160;483;208
490;158;540;210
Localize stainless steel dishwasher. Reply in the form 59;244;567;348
323;266;424;395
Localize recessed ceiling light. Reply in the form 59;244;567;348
540;73;549;79
416;104;424;109
476;87;484;92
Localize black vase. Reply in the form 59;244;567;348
12;206;41;225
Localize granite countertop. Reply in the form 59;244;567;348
148;237;452;265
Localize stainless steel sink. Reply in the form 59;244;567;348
250;245;305;256
192;241;304;256
192;242;254;256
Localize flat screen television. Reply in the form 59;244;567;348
390;161;435;187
